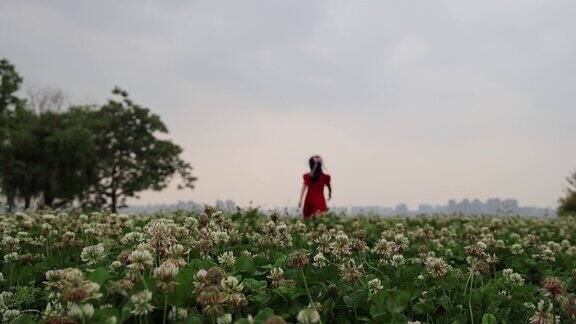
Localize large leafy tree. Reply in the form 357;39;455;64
559;170;576;216
1;58;196;212
35;107;99;207
4;110;41;209
86;87;196;212
0;58;23;115
0;62;95;210
0;58;31;210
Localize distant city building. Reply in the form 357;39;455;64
395;204;409;214
119;197;556;218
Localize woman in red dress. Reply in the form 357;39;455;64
298;155;332;219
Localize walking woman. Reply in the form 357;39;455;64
298;155;332;219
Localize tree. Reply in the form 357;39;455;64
1;64;94;210
85;87;196;212
559;170;576;216
26;86;66;113
0;58;29;211
0;58;197;212
0;58;23;114
35;107;99;208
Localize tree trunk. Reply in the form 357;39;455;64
24;195;31;209
111;191;117;213
7;193;15;213
110;170;118;213
44;193;54;208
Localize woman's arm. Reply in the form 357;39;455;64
327;183;332;201
298;184;307;208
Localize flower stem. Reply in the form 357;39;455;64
468;273;474;324
301;268;313;305
300;268;323;324
162;294;168;324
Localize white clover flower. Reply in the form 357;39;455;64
2;309;21;322
44;301;64;318
4;252;19;263
104;316;117;324
121;232;146;245
308;302;322;312
128;248;154;270
485;253;498;264
184;217;199;228
390;254;405;267
0;272;4;282
221;276;244;293
537;299;548;311
42;214;56;222
509;273;525;286
169;306;189;321
147;219;177;253
331;233;352;258
297;306;320;324
539;247;556;262
547;241;562;253
217;313;232;324
425;257;450;277
373;238;393;258
212;231;230;244
313;253;327;268
68;303;95;320
110;261;122;269
218;251;236;267
393;234;409;252
195;269;208;281
368;278;383;295
131;290;154;316
154;262;179;292
524;302;535;309
510;243;524;255
267;268;284;281
84;227;97;235
477;241;487;250
80;243;106;265
1;291;14;304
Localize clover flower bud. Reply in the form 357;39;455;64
297;306;320;324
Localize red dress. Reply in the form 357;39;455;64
303;173;331;219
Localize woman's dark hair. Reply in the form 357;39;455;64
308;155;323;183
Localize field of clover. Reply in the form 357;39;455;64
1;207;576;324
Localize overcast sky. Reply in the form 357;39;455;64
1;0;575;209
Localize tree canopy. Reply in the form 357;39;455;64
87;87;196;212
0;58;196;212
559;170;576;217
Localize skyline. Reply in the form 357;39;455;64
122;197;556;218
1;1;575;208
